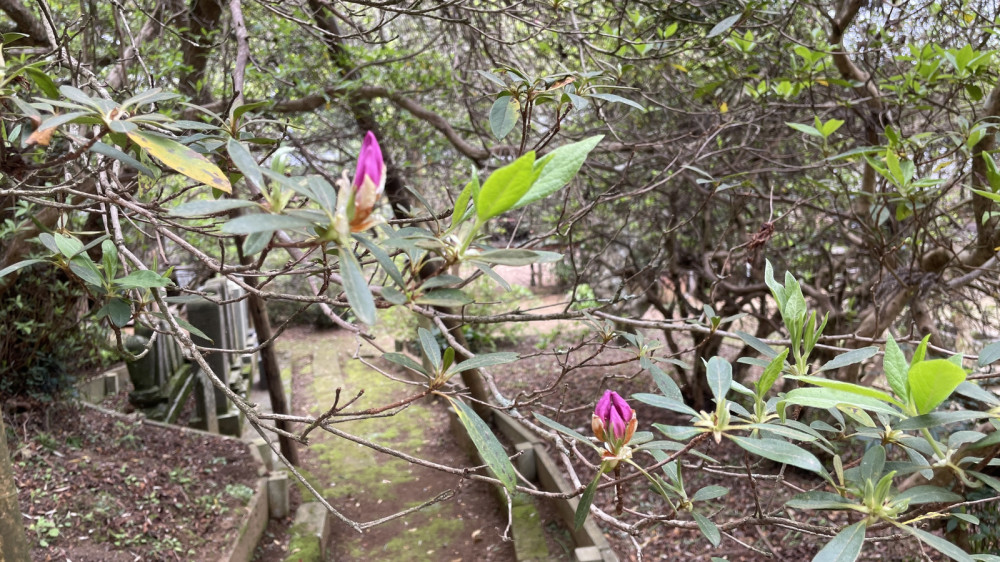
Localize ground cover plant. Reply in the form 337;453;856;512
2;1;1000;560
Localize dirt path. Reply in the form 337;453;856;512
279;328;516;561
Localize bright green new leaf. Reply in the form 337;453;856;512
757;348;789;396
782;387;904;418
127;130;231;193
513;135;603;210
908;359;967;414
786;376;903;408
786;122;823;138
813;521;866;562
477;152;540;221
883;334;909;402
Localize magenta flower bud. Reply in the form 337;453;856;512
345;131;386;233
352;131;385;194
592;390;636;445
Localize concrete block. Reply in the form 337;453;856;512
217;410;243;436
575;546;603;562
512;502;550;562
286;502;331;561
268;472;289;519
515;442;537;483
252;438;274;472
218;477;268;562
103;372;120;395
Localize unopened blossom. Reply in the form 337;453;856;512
592;390;637;447
347;130;386;233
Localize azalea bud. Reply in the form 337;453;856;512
348;131;386;232
593;390;636;445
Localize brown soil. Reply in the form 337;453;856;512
7;401;260;561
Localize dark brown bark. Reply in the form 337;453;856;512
0;413;30;560
0;0;49;46
178;0;223;104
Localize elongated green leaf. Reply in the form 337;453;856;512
647;363;684;402
115;269;172;290
36;110;90;132
99;297;132;327
728;435;823;472
819;346;879;372
242;231;271;256
899;524;974;562
692;512;721;547
150;311;212;342
0;258;43;279
339;249;376;325
127;130;231;193
979;341;1000;367
786;491;859;510
472;249;563;266
653;424;703;441
787;375;903;408
448;352;519;375
69;256;103;286
736;330;780;358
633;392;699;417
908;359;967;414
574;472;601;530
58;85;99;108
451;172;479;229
706;357;732;402
354;234;405;288
170;199;257;216
513;135;603;210
489;95;519;140
783;388;904;418
747;423;818;442
221;213;314;234
382;352;428;377
418;327;441;371
884;334;909;402
897;410;990;430
955;381;1000;406
415;289;473;307
227;138;263;189
757;348;789;396
534;413;593;447
449;397;517;493
813;521;866;562
477;152;540;221
89;141;155;177
894;485;962;505
691;485;728;502
587;92;645;111
786;122;824;138
707;13;741;38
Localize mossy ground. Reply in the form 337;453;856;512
279;330;498;560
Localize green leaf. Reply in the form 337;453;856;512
477;152;541;221
706;357;732;401
448;352;519;375
574;472;601;530
220;213;314;234
912;334;931;365
339;249;376;325
894;485;962;505
691;485;728;502
787;376;903;408
353;234;405;288
786;122;824;138
653;424;703;441
127;130;231;193
884;334;909;402
451;171;480;229
908;359;967;414
382;352;428;377
757;348;789;396
489;95;519;140
227;138;263;189
533;413;594;447
170;199;257;216
89;141;155;177
706;13;741;38
735;330;780;358
633;393;699;417
782;388;904;418
58;85;99;108
818;347;879;372
0;259;44;279
418;327;441;371
587;92;645;111
150;311;212;342
242;231;271;256
24;67;59;98
979;341;1000;367
859;445;885;484
415;289;473;307
472;249;563;266
69;256;103;287
115;269;172;290
100;298;132;327
511;135;602;212
692;512;721;547
100;240;118;281
897;410;991;430
727;435;823;472
53;233;84;258
786;491;858;511
449;397;517;494
813;521;866;562
647;363;684;402
898;524;974;562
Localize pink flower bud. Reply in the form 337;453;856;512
347;131;386;232
593;390;636;444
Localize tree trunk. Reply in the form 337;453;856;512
0;414;29;560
